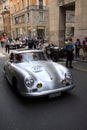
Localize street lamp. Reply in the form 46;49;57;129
0;0;10;38
0;0;5;37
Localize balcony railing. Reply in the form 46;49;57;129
0;0;6;3
11;5;48;16
27;5;48;11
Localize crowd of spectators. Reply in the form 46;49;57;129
0;35;87;60
65;37;87;60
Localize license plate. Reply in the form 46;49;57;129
49;92;61;98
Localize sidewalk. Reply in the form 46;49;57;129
0;47;11;56
0;47;7;54
74;48;87;63
74;57;87;63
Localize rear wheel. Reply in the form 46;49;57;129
12;77;23;98
51;53;59;62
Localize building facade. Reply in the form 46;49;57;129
10;0;48;40
0;0;11;38
49;0;87;46
0;2;4;37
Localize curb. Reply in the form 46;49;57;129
59;57;87;63
74;59;87;63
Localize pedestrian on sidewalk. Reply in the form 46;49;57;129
75;38;81;59
82;36;87;59
0;37;4;48
64;38;74;68
5;38;10;54
65;38;69;45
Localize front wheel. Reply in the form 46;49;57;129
12;77;18;93
12;77;22;97
51;53;59;62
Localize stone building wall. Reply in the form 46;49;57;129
49;0;87;46
49;0;59;44
74;0;87;42
10;0;49;39
0;3;4;37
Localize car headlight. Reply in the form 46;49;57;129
61;72;72;85
65;71;72;79
24;77;34;88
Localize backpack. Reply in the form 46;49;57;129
85;41;87;45
84;41;87;49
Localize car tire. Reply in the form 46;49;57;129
12;77;18;92
12;77;22;97
51;53;58;62
4;67;6;75
4;67;7;80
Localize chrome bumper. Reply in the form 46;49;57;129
21;84;75;97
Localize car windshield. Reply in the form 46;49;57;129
15;52;47;62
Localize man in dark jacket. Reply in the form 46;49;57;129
5;38;10;54
75;38;81;59
64;38;74;68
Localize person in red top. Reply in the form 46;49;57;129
0;37;4;48
82;36;87;59
83;37;87;49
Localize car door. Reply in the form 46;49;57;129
5;53;15;83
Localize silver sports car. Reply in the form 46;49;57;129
4;49;75;98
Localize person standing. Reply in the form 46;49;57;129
27;37;31;49
33;38;36;49
5;38;10;54
64;38;74;68
0;37;4;48
65;39;69;45
82;36;87;59
75;38;81;59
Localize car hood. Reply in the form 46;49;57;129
17;61;62;82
